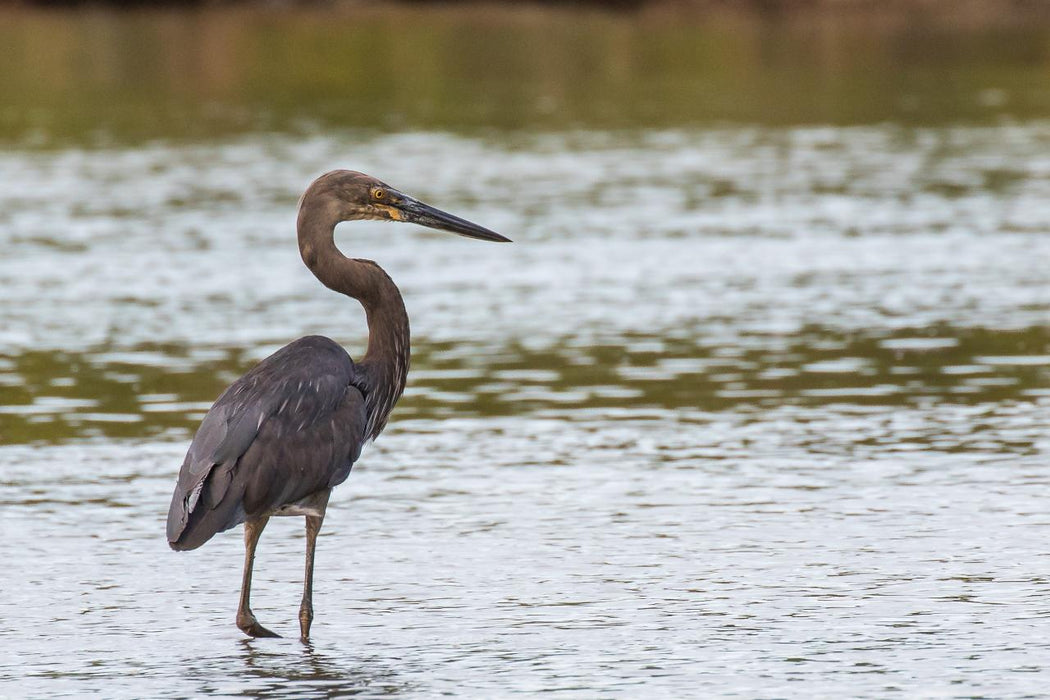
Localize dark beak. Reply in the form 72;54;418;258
393;193;511;243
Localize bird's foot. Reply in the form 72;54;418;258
299;609;313;642
237;611;281;638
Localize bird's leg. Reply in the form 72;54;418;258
237;516;280;638
299;498;328;642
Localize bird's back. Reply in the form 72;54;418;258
167;336;368;551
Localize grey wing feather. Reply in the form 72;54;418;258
166;336;368;551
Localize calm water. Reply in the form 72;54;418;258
2;6;1050;698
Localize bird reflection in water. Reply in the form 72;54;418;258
236;638;404;697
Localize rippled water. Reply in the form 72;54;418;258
4;406;1048;697
2;123;1049;697
2;71;1050;698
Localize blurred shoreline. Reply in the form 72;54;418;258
3;0;1049;30
2;0;1049;21
3;0;1049;146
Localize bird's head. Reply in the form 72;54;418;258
303;170;511;243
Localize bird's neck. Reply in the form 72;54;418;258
298;207;410;440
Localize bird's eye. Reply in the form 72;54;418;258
373;189;386;200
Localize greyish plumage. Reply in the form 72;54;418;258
166;336;367;551
165;169;509;641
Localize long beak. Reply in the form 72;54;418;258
393;193;511;243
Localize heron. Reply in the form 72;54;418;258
166;170;509;641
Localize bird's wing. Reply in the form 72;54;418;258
166;336;368;551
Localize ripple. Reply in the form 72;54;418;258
0;123;1049;696
2;401;1048;696
879;337;961;351
975;355;1050;366
0;322;1048;443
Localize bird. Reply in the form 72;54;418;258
166;170;510;641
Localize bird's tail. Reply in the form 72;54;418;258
166;461;245;551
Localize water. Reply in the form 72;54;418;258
2;7;1050;698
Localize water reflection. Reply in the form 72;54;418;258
0;324;1047;444
0;125;1048;445
2;5;1050;145
235;640;404;697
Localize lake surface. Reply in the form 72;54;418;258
1;6;1050;698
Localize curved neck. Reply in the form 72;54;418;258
298;201;410;440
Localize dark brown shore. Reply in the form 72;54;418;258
3;0;1050;37
3;0;1050;19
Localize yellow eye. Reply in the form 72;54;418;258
373;188;386;200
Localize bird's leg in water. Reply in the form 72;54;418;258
299;510;326;642
237;517;280;638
